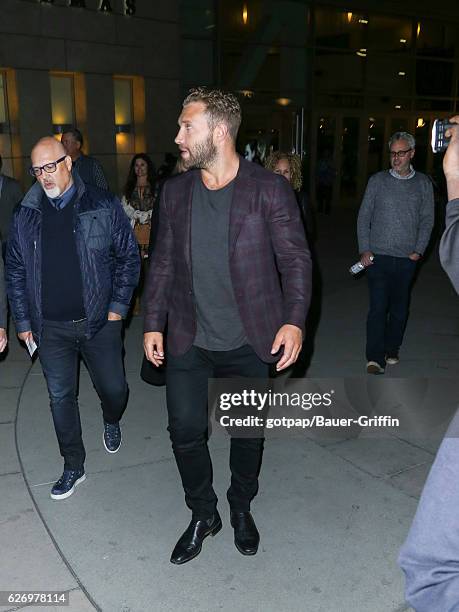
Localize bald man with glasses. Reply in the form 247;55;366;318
6;137;140;499
357;131;434;374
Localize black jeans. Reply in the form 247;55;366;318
38;319;128;470
366;255;417;367
166;344;269;520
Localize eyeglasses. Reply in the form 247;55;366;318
29;156;67;177
390;148;412;158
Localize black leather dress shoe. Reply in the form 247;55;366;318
230;511;260;555
170;511;222;565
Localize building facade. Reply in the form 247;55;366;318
182;0;459;206
0;0;180;192
2;0;459;206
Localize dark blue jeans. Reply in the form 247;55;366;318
38;319;128;470
166;344;269;520
366;255;417;367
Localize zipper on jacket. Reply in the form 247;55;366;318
33;238;42;344
73;207;91;338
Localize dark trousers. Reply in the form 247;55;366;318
366;255;417;366
166;344;269;520
38;319;128;470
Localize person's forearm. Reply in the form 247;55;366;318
357;179;376;252
415;211;435;254
447;177;459;201
357;214;371;252
439;199;459;293
357;199;373;252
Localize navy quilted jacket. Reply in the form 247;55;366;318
6;172;140;344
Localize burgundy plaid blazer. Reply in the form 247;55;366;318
143;157;311;363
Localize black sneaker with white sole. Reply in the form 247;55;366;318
366;361;385;374
103;421;122;453
50;469;86;500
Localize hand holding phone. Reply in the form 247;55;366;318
431;119;454;153
441;116;459;201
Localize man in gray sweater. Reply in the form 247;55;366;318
357;131;434;374
399;117;459;611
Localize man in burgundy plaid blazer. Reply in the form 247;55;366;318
144;87;311;565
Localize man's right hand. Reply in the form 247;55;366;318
360;251;374;267
18;331;33;343
143;332;164;367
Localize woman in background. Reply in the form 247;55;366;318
122;153;157;259
265;151;320;374
122;153;157;313
265;151;315;241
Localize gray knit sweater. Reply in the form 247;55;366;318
357;170;434;257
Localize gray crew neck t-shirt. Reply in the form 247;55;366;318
191;176;248;351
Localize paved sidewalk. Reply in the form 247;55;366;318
1;210;458;612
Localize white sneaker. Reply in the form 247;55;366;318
366;361;385;374
385;355;399;365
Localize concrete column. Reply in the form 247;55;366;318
144;78;181;169
15;69;53;182
84;73;116;190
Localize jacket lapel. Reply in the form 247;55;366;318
176;171;197;274
229;157;256;259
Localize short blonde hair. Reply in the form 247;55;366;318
183;87;242;141
265;151;303;191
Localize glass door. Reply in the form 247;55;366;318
340;117;359;204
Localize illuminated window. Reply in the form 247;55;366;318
114;78;133;132
0;74;7;126
50;74;75;134
242;4;248;26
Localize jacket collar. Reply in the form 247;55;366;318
235;155;257;180
182;155;257;263
21;169;86;211
185;154;256;186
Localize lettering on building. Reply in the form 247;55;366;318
38;0;136;16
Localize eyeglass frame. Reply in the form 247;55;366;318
29;155;68;177
389;148;413;159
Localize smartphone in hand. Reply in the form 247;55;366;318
432;119;454;153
